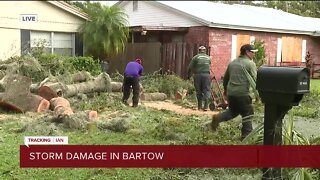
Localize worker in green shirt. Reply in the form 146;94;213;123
188;46;212;111
211;44;258;140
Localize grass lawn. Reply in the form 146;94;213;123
0;80;319;179
0;93;262;179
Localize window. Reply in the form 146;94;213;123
277;36;307;64
281;36;303;63
30;31;51;53
231;34;253;60
53;32;73;56
30;31;75;56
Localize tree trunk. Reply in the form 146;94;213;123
110;82;143;92
50;97;74;116
0;74;50;112
36;72;112;99
64;72;111;97
140;93;167;101
71;71;93;83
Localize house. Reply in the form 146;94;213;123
0;1;89;60
116;1;320;79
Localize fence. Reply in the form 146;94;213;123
108;42;208;79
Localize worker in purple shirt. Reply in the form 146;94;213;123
122;58;144;107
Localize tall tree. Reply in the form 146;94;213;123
218;1;320;18
69;2;129;60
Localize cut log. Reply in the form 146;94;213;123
37;73;111;98
38;86;58;101
111;82;123;92
30;71;92;94
86;110;98;121
64;72;112;97
0;74;50;112
175;89;188;100
50;97;74;116
140;93;167;101
71;71;93;83
37;98;50;112
111;81;143;92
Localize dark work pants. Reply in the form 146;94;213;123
217;95;253;137
193;73;211;109
122;76;140;106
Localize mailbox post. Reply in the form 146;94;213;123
256;66;310;180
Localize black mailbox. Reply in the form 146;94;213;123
256;66;310;180
257;66;310;105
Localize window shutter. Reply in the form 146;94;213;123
231;35;237;61
301;40;306;63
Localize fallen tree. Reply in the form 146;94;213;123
0;74;50;112
110;81;143;92
33;72;112;99
140;93;167;101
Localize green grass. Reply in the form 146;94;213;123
0;78;319;179
310;79;320;93
0;93;263;179
289;79;320;118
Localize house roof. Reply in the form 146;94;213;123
47;1;89;20
117;1;320;36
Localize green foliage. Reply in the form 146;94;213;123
252;40;267;68
71;93;124;112
78;2;129;60
36;53;102;78
290;80;320;118
69;56;101;76
36;53;76;77
218;1;320;18
110;71;195;99
140;72;195;98
242;117;320;179
264;1;320;18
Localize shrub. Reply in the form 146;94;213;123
252;40;267;68
69;56;101;76
36;53;101;77
140;72;195;98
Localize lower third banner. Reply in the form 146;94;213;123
20;145;320;168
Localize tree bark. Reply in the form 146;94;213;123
64;72;112;97
71;71;93;83
140;93;167;101
110;82;143;92
50;97;74;116
0;74;50;112
35;72;112;99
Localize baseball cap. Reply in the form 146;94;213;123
198;46;206;50
135;58;142;64
240;44;258;53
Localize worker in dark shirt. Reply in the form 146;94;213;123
122;58;144;107
211;44;257;140
187;46;212;111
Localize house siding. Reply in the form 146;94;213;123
0;1;86;60
306;37;320;65
0;1;85;32
120;1;202;27
185;27;320;80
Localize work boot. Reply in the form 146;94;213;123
197;101;202;110
240;132;252;141
202;100;209;111
211;114;220;131
122;100;129;106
